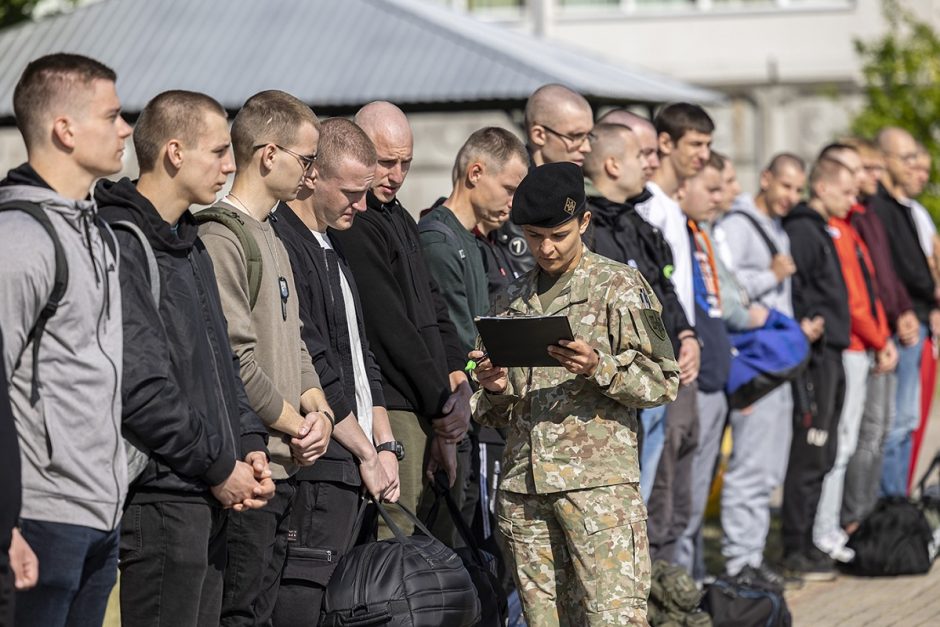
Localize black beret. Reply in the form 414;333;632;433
511;162;587;228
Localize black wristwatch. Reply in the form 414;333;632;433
375;440;405;461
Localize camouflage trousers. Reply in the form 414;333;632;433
496;482;651;626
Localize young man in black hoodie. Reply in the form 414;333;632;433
330;102;472;538
95;90;275;627
582;122;697;502
273;118;399;625
781;157;852;579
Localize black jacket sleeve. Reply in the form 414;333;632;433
334;216;451;418
786;222;821;322
115;231;234;486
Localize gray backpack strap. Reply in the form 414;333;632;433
110;219;158;483
111;220;161;305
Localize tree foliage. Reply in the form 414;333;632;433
852;0;940;219
0;0;79;31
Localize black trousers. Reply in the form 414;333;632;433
221;479;296;627
647;382;700;563
119;497;227;627
273;480;361;627
0;554;13;627
782;346;846;556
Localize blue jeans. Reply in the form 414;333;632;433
640;405;667;503
881;324;927;497
14;519;119;627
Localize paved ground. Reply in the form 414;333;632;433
785;376;940;627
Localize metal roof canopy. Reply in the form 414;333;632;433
0;0;722;123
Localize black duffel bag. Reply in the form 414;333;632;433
701;574;791;627
425;473;508;627
320;498;481;627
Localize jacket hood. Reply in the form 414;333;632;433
785;201;827;226
0;163;96;220
95;177;198;252
587;188;651;228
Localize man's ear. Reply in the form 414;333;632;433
658;131;673;158
467;161;484;187
51;115;75;150
529;125;547;149
165;139;184;169
604;156;620;180
258;143;277;171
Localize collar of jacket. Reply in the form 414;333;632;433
366;189;405;214
506;249;596;316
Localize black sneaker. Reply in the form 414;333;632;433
736;563;803;591
782;550;836;582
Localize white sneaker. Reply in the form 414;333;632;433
815;529;855;563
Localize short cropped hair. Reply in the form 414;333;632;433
809;157;850;194
766;152;806;176
582;123;632;180
818;142;859;162
13;53;117;147
654;102;715;144
315;118;377;178
705;151;725;172
453;127;527;182
230;90;320;167
133;90;227;172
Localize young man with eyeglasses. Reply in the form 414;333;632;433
498;84;596;281
198;90;335;626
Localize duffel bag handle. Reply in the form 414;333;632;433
426;471;489;567
916;450;940;497
372;498;437;543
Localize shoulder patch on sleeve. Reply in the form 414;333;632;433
639;308;672;358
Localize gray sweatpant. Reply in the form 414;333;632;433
842;370;896;526
675;389;728;580
721;384;793;575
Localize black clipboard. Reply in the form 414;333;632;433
474;315;574;367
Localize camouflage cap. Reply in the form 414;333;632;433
511;162;587;228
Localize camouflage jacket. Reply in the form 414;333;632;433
471;250;680;494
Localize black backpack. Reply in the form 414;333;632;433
843;451;940;576
320;499;481;627
424;474;508;627
701;575;791;627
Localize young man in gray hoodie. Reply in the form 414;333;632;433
713;153;807;586
0;53;131;626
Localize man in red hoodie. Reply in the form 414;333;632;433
813;143;897;562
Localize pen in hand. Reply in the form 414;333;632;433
465;351;489;373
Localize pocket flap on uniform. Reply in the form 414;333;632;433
565;483;647;535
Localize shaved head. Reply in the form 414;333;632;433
525;84;592;130
355;100;412;145
524;84;593;166
877;126;919;198
355;101;413;202
598;108;659;178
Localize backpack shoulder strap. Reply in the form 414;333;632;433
728;210;779;256
110;220;160;305
195;206;263;310
418;217;465;262
0;200;68;405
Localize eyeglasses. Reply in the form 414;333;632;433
253;143;318;172
884;151;919;165
539;123;595;149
